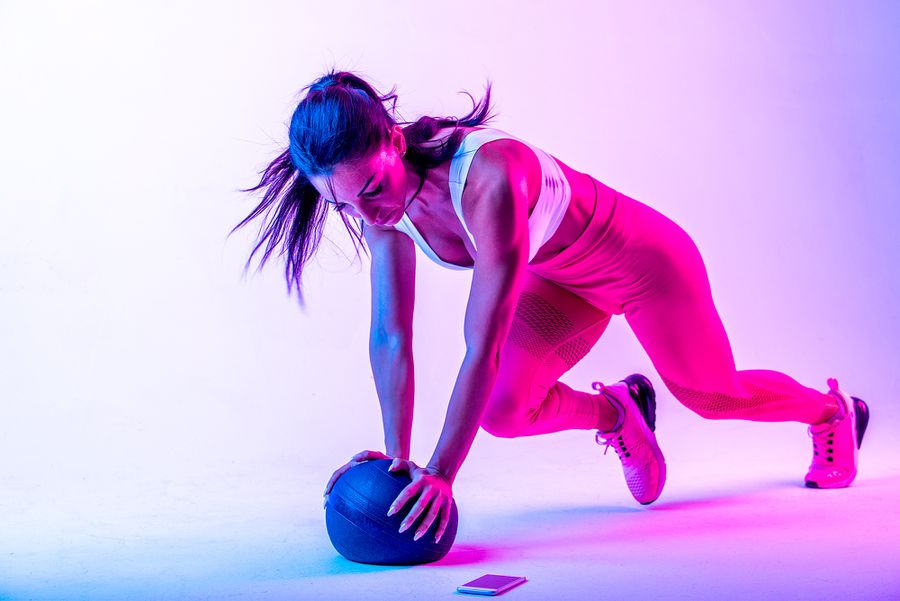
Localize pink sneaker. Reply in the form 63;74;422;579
805;377;870;489
594;374;666;505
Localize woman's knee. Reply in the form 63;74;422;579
480;415;522;438
480;392;536;438
481;413;534;438
480;271;610;438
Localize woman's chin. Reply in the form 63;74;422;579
379;207;403;226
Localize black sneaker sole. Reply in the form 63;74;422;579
623;373;657;433
852;396;869;448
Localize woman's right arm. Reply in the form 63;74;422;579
364;223;417;460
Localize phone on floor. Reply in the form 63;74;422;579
457;574;527;596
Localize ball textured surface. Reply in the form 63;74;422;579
324;459;459;565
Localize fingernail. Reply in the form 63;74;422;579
387;506;395;516
413;531;422;541
399;523;407;533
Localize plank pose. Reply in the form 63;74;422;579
234;70;869;545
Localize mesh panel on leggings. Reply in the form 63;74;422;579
661;374;794;419
555;337;593;370
507;291;576;360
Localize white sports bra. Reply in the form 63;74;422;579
392;127;572;270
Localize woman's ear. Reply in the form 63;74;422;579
391;124;407;157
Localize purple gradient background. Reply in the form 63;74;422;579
1;1;898;599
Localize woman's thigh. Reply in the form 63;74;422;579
486;270;612;420
623;229;742;396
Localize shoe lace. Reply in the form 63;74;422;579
807;428;836;466
595;431;628;457
593;380;630;458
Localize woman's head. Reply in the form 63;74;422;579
231;68;497;309
290;72;403;214
306;123;412;227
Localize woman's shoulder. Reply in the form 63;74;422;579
463;128;539;175
455;128;542;201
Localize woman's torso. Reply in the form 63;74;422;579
397;126;598;268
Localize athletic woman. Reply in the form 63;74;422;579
233;70;870;546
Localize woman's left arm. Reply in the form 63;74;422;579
386;145;532;541
427;169;530;482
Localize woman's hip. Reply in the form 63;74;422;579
529;178;708;314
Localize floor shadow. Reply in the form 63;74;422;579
293;474;900;573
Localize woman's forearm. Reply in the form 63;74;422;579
369;338;414;459
427;347;499;485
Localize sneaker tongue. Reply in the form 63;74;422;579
828;392;848;423
809;420;833;434
604;389;626;432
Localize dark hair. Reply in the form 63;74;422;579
229;68;498;309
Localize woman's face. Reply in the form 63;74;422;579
309;125;410;226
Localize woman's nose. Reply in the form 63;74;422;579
343;204;366;221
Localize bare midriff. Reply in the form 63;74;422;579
399;126;599;268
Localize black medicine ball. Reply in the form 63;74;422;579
324;459;459;565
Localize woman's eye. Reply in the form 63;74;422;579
333;202;347;212
365;184;382;198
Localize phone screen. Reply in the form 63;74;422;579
457;574;527;595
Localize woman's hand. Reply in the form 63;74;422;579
323;449;393;509
386;459;454;544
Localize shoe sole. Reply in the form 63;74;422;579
622;373;666;504
805;396;869;489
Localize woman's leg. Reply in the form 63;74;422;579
623;230;836;426
480;271;619;438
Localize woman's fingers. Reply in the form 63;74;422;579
387;481;418;518
434;499;451;543
324;451;396;509
414;497;443;541
388;458;417;474
324;462;354;494
352;450;386;462
325;457;364;495
397;489;432;535
324;468;343;495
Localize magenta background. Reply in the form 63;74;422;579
1;1;898;599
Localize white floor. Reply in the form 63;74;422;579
3;418;898;601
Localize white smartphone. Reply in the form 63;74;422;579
457;574;527;596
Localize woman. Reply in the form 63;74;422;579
233;69;870;546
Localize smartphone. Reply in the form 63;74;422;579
457;574;527;596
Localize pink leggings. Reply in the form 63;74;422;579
480;177;834;437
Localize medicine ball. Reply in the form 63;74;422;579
325;459;459;565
